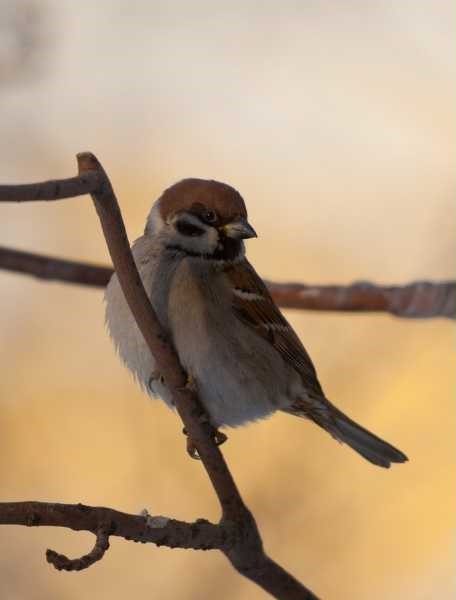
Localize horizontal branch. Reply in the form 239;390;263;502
0;173;100;202
0;245;454;319
0;500;315;598
0;246;113;286
265;279;456;319
0;501;223;552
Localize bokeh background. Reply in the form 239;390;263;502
0;1;454;598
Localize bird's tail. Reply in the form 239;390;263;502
287;402;408;468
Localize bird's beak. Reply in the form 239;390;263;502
222;217;257;240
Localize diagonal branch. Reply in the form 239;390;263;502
75;153;244;518
0;154;318;600
0;245;454;319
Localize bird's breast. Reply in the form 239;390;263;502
167;261;294;427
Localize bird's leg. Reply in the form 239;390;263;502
177;372;197;393
177;371;227;458
185;434;200;460
213;429;228;446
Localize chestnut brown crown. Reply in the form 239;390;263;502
158;178;248;225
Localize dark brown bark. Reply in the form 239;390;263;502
0;501;223;551
0;501;315;599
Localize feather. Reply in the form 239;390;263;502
225;260;324;396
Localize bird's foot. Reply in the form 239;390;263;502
185;435;200;460
213;429;228;446
182;426;228;460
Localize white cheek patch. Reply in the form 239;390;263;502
203;225;219;248
164;211;220;255
181;225;219;254
145;204;165;235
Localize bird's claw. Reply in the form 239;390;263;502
213;430;227;446
186;437;200;460
177;373;197;393
182;427;228;460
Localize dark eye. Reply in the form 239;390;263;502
202;209;217;224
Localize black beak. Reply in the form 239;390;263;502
223;217;257;240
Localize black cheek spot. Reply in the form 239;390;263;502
216;237;241;261
175;221;205;237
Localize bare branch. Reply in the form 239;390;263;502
0;501;223;551
265;279;456;319
0;245;454;319
0;155;318;599
0;246;112;286
0;500;315;599
0;172;99;202
0;501;315;598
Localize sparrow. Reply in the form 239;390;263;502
105;178;407;468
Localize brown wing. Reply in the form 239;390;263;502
224;260;324;397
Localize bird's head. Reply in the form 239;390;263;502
146;178;256;262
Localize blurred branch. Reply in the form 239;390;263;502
0;246;113;286
0;245;454;319
265;279;456;319
0;154;317;600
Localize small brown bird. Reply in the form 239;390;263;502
105;178;407;468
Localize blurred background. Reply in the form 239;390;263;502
0;1;454;598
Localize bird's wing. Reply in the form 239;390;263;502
224;260;324;397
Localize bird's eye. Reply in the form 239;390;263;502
202;210;217;224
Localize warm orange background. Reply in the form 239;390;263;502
0;2;454;599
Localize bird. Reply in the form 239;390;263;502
105;178;407;468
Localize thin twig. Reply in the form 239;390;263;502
0;246;113;286
0;245;453;319
0;173;100;202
